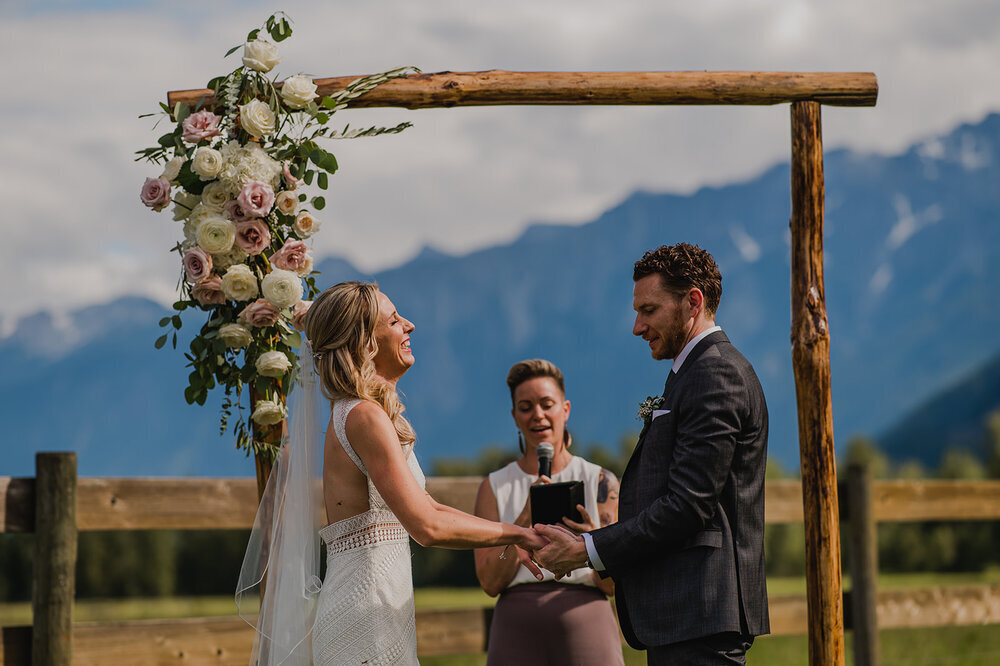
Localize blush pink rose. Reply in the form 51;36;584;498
235;219;272;256
140;177;171;211
190;275;226;306
182;246;213;283
182;110;223;144
271;240;313;276
237;180;275;217
238;298;281;327
282;161;304;190
290;300;312;331
224;199;256;224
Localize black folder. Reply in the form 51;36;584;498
530;480;584;525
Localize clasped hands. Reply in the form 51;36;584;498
515;504;595;580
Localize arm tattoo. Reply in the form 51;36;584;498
597;470;609;503
597;468;619;503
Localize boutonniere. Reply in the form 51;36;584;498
637;396;664;424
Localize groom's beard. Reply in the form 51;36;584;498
654;314;690;361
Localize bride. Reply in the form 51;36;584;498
238;281;545;665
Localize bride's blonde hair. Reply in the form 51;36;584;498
304;281;416;446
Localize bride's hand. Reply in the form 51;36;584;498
561;504;598;535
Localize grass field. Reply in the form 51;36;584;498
3;571;999;665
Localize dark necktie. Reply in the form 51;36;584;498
663;369;677;396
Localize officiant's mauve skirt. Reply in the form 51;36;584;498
487;582;624;666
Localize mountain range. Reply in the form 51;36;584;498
3;112;999;477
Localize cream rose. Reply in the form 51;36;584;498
218;323;254;349
280;74;318;109
200;181;230;210
238;298;281;327
256;350;292;377
191;147;224;180
172;191;200;221
242;40;281;73
196;215;236;254
160;156;185;183
274;190;298;217
261;268;303;309
239;99;276;139
293;211;321;238
220;264;259;302
251;399;286;425
212;245;249;271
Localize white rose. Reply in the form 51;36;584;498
218;323;253;349
261;268;303;309
183;203;215;241
293;211;321;238
172;191;201;221
252;399;286;425
220;264;259;301
213;246;249;271
191;147;223;180
240;99;276;139
256;350;292;377
161;156;185;183
200;181;230;210
275;190;298;217
242;40;281;73
280;74;318;109
197;215;236;254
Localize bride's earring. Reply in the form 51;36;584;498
518;431;525;454
563;427;572;448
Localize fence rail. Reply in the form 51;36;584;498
2;456;1000;665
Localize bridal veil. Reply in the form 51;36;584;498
236;339;325;665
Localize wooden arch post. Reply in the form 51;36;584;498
170;69;876;666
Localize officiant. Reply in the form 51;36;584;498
473;359;624;666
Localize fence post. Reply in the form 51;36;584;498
847;462;879;666
33;452;77;666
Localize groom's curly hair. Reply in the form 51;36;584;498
633;243;722;316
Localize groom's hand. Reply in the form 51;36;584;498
532;523;588;578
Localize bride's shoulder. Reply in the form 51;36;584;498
344;399;394;436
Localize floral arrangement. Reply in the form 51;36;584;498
137;13;416;457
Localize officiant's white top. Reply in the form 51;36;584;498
489;456;601;588
311;398;425;666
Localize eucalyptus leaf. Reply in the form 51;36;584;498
318;172;328;190
155;334;168;349
312;196;326;210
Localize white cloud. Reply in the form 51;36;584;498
1;0;999;324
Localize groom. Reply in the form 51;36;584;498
532;243;769;664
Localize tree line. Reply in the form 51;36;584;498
1;412;998;601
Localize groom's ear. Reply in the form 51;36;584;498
685;287;705;317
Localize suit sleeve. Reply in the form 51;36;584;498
590;357;746;575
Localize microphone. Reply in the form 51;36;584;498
536;442;554;478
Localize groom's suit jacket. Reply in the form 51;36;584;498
590;330;769;649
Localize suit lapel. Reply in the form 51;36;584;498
622;330;729;484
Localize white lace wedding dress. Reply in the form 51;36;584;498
311;398;425;665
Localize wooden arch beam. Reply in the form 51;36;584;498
168;70;878;110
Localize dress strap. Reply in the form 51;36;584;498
332;398;367;475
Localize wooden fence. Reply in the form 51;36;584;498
3;453;1000;665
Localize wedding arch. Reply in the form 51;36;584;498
172;69;878;666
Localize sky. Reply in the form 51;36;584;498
2;0;999;333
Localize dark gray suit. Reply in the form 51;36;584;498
590;330;769;651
